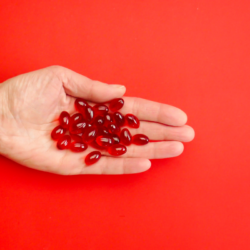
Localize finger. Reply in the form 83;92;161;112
120;97;187;126
44;142;151;175
129;123;195;142
54;150;151;175
102;141;184;159
53;66;126;102
80;157;151;175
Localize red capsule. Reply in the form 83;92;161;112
125;114;140;128
132;134;149;145
108;144;127;156
113;112;125;126
57;135;71;150
93;104;109;116
84;105;95;122
82;127;98;143
75;98;88;113
93;116;105;127
112;134;120;144
70;133;83;142
90;140;106;150
70;142;88;152
59;111;71;129
69;121;88;134
96;135;113;148
70;113;84;124
108;123;120;134
109;98;124;112
97;126;110;136
51;125;67;140
104;113;114;126
120;128;132;146
85;151;101;166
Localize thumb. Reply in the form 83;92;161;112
54;66;126;102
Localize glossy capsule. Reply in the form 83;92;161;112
57;135;71;150
59;111;71;129
69;121;88;134
93;116;105;127
90;140;106;150
70;133;83;143
108;124;120;134
93;104;109;116
82;127;97;143
70;113;84;124
96;135;113;148
70;142;88;152
108;144;127;156
51;125;67;140
113;112;125;127
112;134;120;144
109;98;124;112
97;126;110;136
125;114;140;128
120;128;132;146
132;134;149;145
84;105;95;122
104;113;114;126
75;98;88;113
85;151;101;166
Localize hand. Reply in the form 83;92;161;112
0;66;195;175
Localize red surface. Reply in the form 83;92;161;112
0;1;250;249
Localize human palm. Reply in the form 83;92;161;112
0;66;194;175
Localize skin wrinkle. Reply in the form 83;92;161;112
131;97;139;118
7;86;30;138
86;80;95;101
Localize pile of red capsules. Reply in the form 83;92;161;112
51;98;149;166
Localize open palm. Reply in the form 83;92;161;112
0;66;194;175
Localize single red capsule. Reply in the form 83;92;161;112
132;134;149;145
85;105;95;122
125;114;140;128
112;134;120;144
108;144;127;156
51;125;67;140
120;128;132;146
75;98;88;113
93;104;109;116
70;142;88;152
85;151;101;166
69;121;88;134
93;116;105;127
104;113;114;126
96;135;113;148
82;127;98;143
97;126;110;136
108;123;120;134
70;113;84;124
57;135;71;150
109;98;124;112
90;140;106;150
59;111;71;129
70;133;83;142
113;112;125;126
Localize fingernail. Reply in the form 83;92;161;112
111;84;126;90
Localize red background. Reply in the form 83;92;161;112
0;1;250;249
